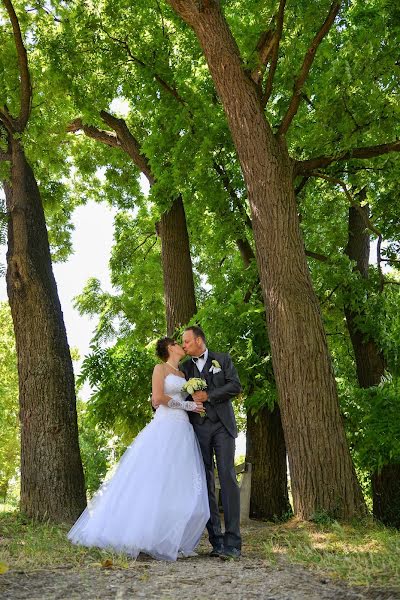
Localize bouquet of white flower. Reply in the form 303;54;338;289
182;378;208;417
182;377;208;395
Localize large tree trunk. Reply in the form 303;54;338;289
168;0;366;519
159;195;197;335
246;405;291;520
344;205;400;527
4;140;86;522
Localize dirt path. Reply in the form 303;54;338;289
1;553;398;600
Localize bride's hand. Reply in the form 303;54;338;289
193;402;204;413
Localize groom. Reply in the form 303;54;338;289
181;325;242;559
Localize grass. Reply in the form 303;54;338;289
244;517;400;590
0;507;399;592
0;509;135;573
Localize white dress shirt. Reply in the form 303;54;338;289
192;348;208;372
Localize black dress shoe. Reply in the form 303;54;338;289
219;546;241;560
209;545;224;557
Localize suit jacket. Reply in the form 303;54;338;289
180;350;241;438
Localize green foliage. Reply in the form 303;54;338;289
76;400;114;496
0;1;89;263
77;407;134;498
344;377;400;473
78;338;155;446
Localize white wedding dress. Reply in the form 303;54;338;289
68;374;210;561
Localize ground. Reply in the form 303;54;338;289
1;519;399;599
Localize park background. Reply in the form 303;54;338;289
1;0;400;596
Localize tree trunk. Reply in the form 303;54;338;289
246;405;291;520
236;237;254;268
344;204;386;388
159;195;197;335
371;467;400;529
344;205;400;527
168;0;366;519
4;140;86;522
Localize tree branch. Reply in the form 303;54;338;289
67;118;121;149
310;172;381;237
383;280;400;286
377;234;384;292
294;175;309;196
320;283;341;306
262;0;286;107
250;30;275;85
250;12;276;86
68;114;155;186
212;160;253;229
305;250;328;262
296;140;400;173
143;238;157;260
132;232;156;253
0;121;11;161
381;258;400;265
0;106;16;134
100;111;155;185
277;1;341;136
102;30;186;106
2;0;32;131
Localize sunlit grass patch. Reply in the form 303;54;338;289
245;517;400;589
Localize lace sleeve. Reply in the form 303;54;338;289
167;393;198;412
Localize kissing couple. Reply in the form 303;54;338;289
68;325;242;561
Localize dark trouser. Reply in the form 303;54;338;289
193;419;241;550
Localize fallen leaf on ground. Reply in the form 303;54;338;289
101;559;113;569
0;562;9;574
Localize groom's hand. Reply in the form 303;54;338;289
192;391;208;403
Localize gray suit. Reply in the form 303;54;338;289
181;351;242;550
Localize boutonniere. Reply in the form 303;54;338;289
209;359;222;374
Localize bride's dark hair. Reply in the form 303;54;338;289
156;337;175;361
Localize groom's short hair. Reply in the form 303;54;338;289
185;325;206;343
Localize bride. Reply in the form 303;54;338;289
68;337;210;561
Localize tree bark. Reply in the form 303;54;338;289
344;205;385;387
371;467;400;529
344;205;400;527
4;140;86;522
168;0;366;519
246;405;291;520
158;195;197;335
